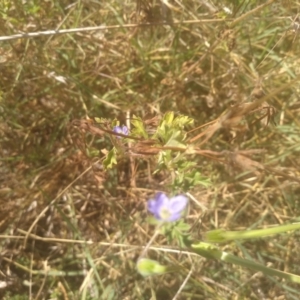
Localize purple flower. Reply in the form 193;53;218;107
148;192;188;222
113;125;129;138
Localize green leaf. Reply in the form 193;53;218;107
94;117;107;124
191;242;300;284
173;115;194;128
165;137;186;149
103;148;117;169
164;111;175;124
191;242;220;259
137;259;167;277
111;118;119;127
131;115;148;138
176;220;191;232
172;167;210;191
86;148;100;158
185;171;211;188
205;222;300;243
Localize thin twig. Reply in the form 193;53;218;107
0;19;226;42
138;224;163;259
230;0;275;28
172;261;193;300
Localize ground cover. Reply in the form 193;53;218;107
1;1;300;299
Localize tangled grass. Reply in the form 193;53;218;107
1;0;300;299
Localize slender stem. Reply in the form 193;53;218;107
205;222;300;242
191;242;300;284
0;19;226;42
139;223;163;259
230;0;275;28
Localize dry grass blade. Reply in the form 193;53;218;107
0;19;226;42
224;150;265;175
189;77;299;145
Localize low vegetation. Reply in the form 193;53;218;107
1;0;300;299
